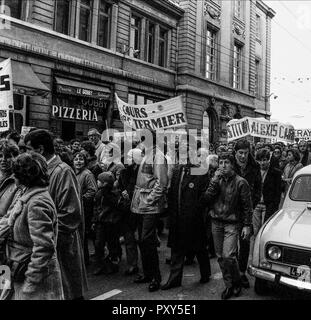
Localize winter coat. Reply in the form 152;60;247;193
93;186;122;225
202;172;253;226
106;162;125;182
0;174;18;218
262;166;282;220
167;165;210;252
131;147;168;214
76;168;97;231
234;155;262;209
87;157;102;180
48;156;87;300
0;187;63;300
300;151;311;167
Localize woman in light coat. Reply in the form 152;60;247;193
0;152;63;300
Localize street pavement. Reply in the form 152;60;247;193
84;230;310;301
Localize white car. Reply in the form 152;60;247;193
249;165;311;295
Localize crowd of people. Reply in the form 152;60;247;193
0;127;310;300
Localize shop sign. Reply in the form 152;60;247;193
0;58;12;131
57;85;110;99
52;105;98;122
227;117;295;143
115;94;187;130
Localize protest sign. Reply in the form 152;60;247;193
115;94;187;130
227;117;295;144
295;129;311;141
0;58;13;132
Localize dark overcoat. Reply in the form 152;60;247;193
48;156;87;300
167;165;210;252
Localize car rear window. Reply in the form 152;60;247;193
290;175;311;201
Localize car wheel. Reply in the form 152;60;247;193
254;277;270;295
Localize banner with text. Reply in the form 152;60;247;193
0;58;13;132
227;117;295;143
115;94;187;130
295;129;311;141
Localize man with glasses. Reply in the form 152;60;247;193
88;129;105;162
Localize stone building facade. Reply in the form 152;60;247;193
175;0;275;143
0;0;274;143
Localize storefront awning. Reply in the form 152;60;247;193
12;61;50;96
55;77;111;100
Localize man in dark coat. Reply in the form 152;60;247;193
161;138;211;290
24;129;87;300
234;139;262;289
254;148;282;231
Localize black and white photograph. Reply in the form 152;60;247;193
0;0;311;307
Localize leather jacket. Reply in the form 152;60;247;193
202;172;253;226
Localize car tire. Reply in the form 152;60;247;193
254;277;270;295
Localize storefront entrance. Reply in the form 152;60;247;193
51;77;111;141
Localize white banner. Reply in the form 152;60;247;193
0;58;13;132
115;94;187;130
295;129;311;141
227;117;295;144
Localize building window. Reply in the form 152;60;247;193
97;0;111;48
146;22;155;63
255;59;260;97
233;43;243;89
159;28;168;67
130;15;142;58
54;0;71;35
128;93;158;105
234;0;244;20
79;0;93;42
206;28;217;80
1;0;25;19
256;14;261;39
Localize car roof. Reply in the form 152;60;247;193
292;164;311;178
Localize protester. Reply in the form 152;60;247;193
252;148;282;248
88;129;105;162
0;152;63;300
53;138;74;168
101;142;124;182
119;149;144;276
234;139;262;289
162;136;211;290
73;151;97;266
0;141;19;218
70;139;82;156
270;145;282;169
80;141;102;180
131;132;169;292
93;172;122;275
24;129;87;300
280;148;303;207
202;152;252;300
298;140;311;167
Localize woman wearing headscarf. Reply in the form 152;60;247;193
73;151;97;265
0;140;20;218
0;152;63;300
